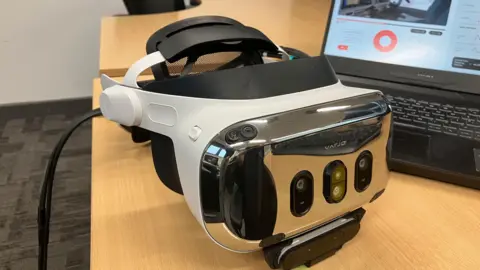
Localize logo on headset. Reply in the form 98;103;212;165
325;141;347;150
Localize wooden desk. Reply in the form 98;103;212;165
99;0;331;77
92;78;480;270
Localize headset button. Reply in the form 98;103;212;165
188;126;202;141
226;130;241;143
240;125;258;139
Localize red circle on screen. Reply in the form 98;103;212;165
374;30;398;53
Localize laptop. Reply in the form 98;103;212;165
322;0;480;189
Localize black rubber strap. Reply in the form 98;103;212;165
158;25;278;62
146;16;244;54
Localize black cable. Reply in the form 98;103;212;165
38;108;103;270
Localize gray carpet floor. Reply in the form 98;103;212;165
0;98;93;270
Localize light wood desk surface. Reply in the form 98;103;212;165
92;77;480;270
99;0;331;77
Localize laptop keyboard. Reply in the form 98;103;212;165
386;95;480;141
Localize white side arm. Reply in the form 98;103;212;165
123;51;166;88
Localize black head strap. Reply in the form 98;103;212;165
146;16;279;81
146;16;245;54
157;25;278;63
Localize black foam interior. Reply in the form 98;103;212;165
143;56;338;100
150;132;183;194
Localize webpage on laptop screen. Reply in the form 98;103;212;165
324;0;480;76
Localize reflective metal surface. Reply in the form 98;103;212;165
200;92;392;252
216;92;389;149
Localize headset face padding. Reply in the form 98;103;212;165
100;16;392;253
151;132;183;194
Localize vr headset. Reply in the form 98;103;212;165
100;16;392;268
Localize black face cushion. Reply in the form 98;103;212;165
142;56;338;100
150;132;183;195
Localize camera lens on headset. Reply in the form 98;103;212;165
355;151;373;192
358;156;369;171
225;125;257;144
323;161;347;203
295;178;308;192
290;171;313;217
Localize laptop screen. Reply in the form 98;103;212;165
324;0;480;80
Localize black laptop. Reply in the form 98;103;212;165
322;0;480;189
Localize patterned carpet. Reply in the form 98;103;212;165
0;98;93;270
